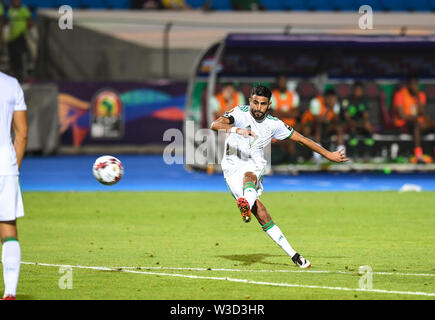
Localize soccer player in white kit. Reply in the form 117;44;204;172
0;72;28;299
211;85;348;268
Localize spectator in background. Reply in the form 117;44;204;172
143;0;162;9
393;76;435;163
270;75;300;163
161;0;190;10
131;0;163;9
6;0;32;81
210;83;246;120
301;88;344;161
341;81;374;160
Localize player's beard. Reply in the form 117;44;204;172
251;108;269;121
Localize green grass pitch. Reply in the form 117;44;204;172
5;191;435;300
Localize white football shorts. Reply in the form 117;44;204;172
0;175;24;221
223;160;266;200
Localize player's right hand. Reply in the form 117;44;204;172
236;128;257;139
327;148;349;163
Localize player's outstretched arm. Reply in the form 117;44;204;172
290;130;349;163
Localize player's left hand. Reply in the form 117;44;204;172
327;148;349;163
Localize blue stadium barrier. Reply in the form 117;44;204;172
381;0;407;11
54;0;82;9
19;155;435;192
261;0;285;10
329;0;356;11
106;0;131;9
406;0;430;11
354;0;382;11
186;0;207;8
283;0;308;10
306;0;334;10
82;0;109;9
211;0;232;10
18;0;434;11
23;0;56;8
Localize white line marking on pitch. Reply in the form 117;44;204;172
21;262;435;297
113;266;435;277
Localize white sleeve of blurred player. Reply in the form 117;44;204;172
309;97;321;115
14;80;27;111
209;96;220;113
293;92;300;108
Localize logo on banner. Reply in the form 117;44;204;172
90;89;124;139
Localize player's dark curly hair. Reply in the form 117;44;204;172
251;85;272;101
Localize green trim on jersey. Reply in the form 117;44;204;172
284;129;295;140
243;182;257;191
238;105;249;112
266;114;278;121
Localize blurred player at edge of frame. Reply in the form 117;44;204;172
0;72;28;300
211;85;349;269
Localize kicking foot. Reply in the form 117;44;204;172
1;295;16;300
237;197;251;223
292;253;311;269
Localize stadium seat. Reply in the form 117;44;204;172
260;0;285;11
211;0;232;10
335;83;351;99
430;0;435;10
364;82;380;100
283;0;308;10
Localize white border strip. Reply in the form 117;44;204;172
22;262;435;297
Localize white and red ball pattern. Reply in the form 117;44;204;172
92;155;124;185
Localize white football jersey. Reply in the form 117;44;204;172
0;72;27;176
221;105;293;173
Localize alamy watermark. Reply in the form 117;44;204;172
58;5;73;30
358;265;373;290
58;266;73;290
162;120;271;166
358;5;373;30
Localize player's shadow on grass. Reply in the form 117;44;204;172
218;253;290;267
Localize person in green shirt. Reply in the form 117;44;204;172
341;81;375;160
6;0;32;81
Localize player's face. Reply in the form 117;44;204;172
249;95;271;120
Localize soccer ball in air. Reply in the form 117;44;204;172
92;155;124;185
